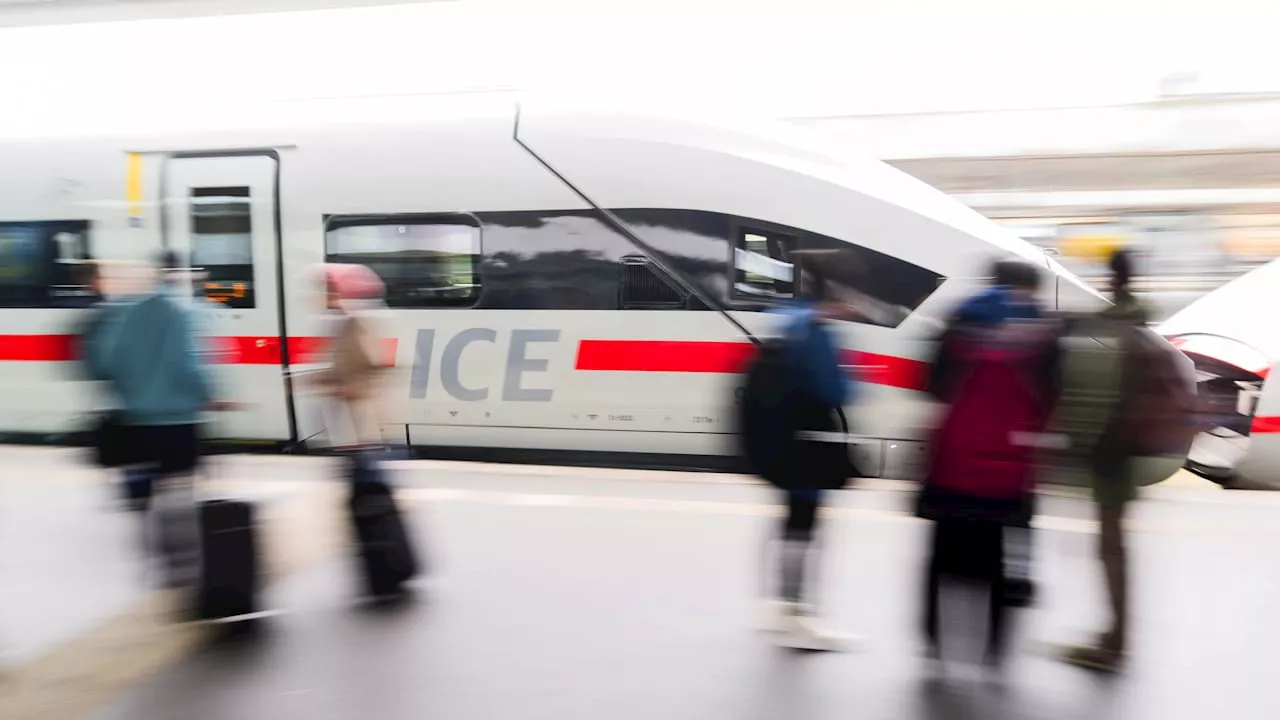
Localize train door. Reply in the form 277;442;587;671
162;152;293;442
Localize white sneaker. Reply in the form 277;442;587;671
773;604;859;652
760;600;823;631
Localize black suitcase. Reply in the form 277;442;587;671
197;498;260;619
347;457;419;598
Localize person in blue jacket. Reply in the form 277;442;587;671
86;250;223;511
763;262;860;651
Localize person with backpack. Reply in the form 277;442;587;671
739;257;860;651
918;258;1062;671
1059;248;1192;672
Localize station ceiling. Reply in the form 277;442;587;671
0;0;453;26
889;150;1280;195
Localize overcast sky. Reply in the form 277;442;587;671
3;0;1280;123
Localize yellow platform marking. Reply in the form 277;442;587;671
0;590;208;720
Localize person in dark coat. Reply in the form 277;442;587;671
918;258;1061;670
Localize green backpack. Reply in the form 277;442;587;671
1045;318;1127;485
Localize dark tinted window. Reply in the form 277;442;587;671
799;232;942;327
190;187;255;308
326;215;481;308
474;211;630;310
341;207;942;321
611;209;730;305
0;220;92;308
609;209;943;325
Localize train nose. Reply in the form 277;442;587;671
1165;334;1271;486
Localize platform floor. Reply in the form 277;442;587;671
4;447;1280;720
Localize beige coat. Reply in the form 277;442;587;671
323;309;390;447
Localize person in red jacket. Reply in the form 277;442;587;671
918;258;1062;672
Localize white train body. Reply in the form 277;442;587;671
0;94;1109;475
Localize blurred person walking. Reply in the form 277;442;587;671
738;256;861;651
316;263;421;600
315;263;395;449
85;250;264;621
918;259;1061;671
85;250;221;513
85;252;220;509
1059;248;1193;672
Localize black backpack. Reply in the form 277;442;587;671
736;336;796;484
735;324;858;490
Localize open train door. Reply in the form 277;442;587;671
162;151;294;443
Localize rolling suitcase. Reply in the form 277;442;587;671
197;498;260;620
148;454;261;620
347;450;420;598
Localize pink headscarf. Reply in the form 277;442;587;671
322;263;385;301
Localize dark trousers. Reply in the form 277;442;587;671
923;518;1009;661
777;491;822;605
1099;504;1128;652
124;424;200;511
783;492;820;542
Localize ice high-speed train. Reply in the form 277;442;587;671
1160;259;1280;489
0;93;1123;478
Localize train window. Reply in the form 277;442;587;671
0;220;92;308
799;233;943;328
733;227;794;300
620;256;685;309
325;216;481;308
190;187;255;309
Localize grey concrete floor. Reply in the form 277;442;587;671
67;457;1280;720
0;448;145;668
0;447;324;670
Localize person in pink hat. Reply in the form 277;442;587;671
315;263;392;449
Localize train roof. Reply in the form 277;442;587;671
0;88;1061;269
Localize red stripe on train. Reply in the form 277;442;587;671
575;340;755;374
0;334;76;362
2;333;926;391
574;339;930;391
1251;416;1280;434
217;337;398;366
842;350;931;392
0;334;397;367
